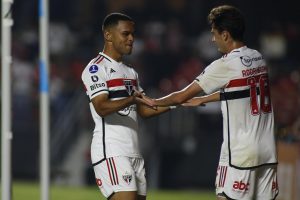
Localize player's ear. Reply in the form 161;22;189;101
222;31;229;42
104;29;113;42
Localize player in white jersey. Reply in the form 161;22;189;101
141;5;278;200
81;13;174;200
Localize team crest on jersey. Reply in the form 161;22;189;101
124;80;134;96
122;172;132;185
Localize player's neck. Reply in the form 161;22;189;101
102;45;123;62
226;41;245;53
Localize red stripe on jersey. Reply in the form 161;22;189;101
222;166;227;187
106;160;114;185
106;79;137;88
108;158;117;185
96;56;104;64
92;55;102;63
226;74;267;88
111;158;119;184
218;166;222;187
220;166;225;187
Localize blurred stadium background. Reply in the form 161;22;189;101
1;0;300;199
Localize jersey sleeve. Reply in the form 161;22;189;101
81;63;109;100
132;68;144;93
195;59;230;94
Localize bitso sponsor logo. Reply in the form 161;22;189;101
90;83;105;91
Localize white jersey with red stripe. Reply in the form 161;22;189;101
81;52;143;165
195;46;277;169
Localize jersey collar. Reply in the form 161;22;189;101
229;46;247;54
99;52;122;66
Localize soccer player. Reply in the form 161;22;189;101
141;5;279;200
81;13;173;200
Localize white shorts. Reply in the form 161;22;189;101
93;156;147;198
215;163;279;200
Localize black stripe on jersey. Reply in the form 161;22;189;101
109;90;130;99
220;88;259;101
108;158;117;185
92;118;107;167
223;89;234;170
101;54;112;62
93;55;103;63
107;192;115;200
222;192;237;200
92;158;106;167
102;118;106;159
91;89;109;98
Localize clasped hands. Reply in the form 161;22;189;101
133;89;205;108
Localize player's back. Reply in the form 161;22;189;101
219;46;277;169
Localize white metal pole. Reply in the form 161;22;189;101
39;0;50;199
1;0;13;200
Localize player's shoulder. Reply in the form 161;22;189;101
208;57;224;68
82;54;110;80
220;46;261;63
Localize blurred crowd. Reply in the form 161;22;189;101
10;0;300;140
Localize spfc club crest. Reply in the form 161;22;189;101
124;80;133;96
122;173;132;185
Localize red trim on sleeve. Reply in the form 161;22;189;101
96;56;104;64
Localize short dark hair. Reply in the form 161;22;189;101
208;5;245;41
102;13;133;31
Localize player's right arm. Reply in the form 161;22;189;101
182;91;220;107
91;93;137;117
92;89;156;117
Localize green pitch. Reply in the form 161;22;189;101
5;181;215;200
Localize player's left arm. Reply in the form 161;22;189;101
153;81;203;107
182;91;220;107
137;103;171;118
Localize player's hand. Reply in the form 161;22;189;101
182;97;206;107
132;89;155;108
